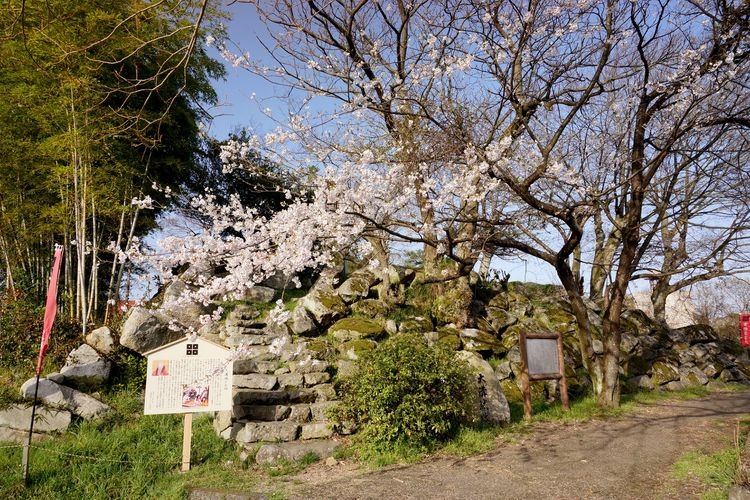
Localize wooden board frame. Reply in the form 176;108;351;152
519;331;570;419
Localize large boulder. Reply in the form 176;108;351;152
351;299;390;319
60;344;112;389
459;328;505;355
456;351;511;425
336;270;379;304
20;378;110;419
85;326;115;354
299;289;348;326
0;404;72;436
288;305;318;336
240;285;276;303
119;307;181;354
650;360;680;386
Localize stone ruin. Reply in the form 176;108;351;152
4;262;748;464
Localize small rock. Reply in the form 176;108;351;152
325;457;338;466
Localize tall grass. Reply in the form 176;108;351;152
0;390;255;499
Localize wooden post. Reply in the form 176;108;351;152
181;413;193;472
519;332;532;420
556;334;570;412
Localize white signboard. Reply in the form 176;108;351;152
144;337;233;415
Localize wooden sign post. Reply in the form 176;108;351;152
519;331;569;419
182;413;193;472
143;337;233;473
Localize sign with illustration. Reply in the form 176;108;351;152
143;337;233;415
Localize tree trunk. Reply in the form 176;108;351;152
650;280;670;326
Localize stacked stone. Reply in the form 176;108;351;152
212;304;339;463
622;323;749;391
1;327;114;442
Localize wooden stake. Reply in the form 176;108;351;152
519;332;532;420
181;413;193;472
556;334;570;412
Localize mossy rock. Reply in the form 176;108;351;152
399;316;434;334
507;281;566;300
337;339;378;360
500;378;523;402
483;307;518;334
430;277;473;326
305;339;336;359
459;328;505;355
500;378;548;403
300;289;349;326
541;302;576;331
436;326;462;350
328;317;385;342
351;299;390;319
650;360;680;385
337;271;379;303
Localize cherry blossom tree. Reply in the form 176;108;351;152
135;0;749;407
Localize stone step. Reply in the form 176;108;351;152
223;326;267;337
236;421;299;444
234;374;278;390
252;439;340;464
233;388;317;406
235;404;291;421
234;357;280;375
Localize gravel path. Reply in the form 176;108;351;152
278;391;750;499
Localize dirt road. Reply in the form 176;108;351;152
278;391;750;499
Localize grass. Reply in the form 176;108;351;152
671;416;749;500
0;383;322;499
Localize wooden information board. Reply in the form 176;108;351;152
519;331;569;419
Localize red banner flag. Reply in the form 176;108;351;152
36;245;64;376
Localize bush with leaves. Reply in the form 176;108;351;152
0;290;79;374
333;333;477;448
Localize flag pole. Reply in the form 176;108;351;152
22;372;42;485
22;244;63;486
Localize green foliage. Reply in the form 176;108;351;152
0;388;254;499
673;446;742;499
0;0;226;322
0;291;80;374
332;333;476;448
107;347;148;393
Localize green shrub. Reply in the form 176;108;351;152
333;333;476;448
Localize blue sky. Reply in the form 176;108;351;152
205;3;283;139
